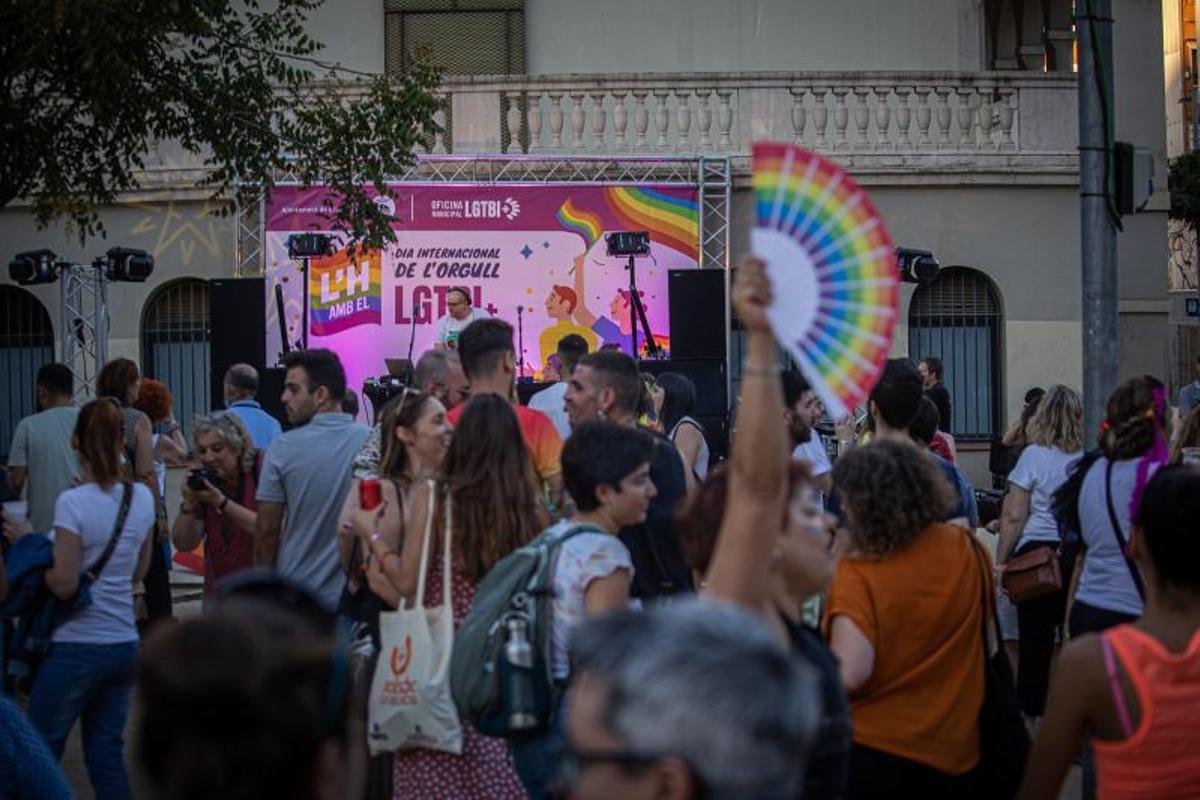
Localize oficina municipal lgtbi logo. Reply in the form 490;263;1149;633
501;197;521;220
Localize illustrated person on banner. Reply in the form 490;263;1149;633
538;284;597;370
435;287;490;351
568;253;665;357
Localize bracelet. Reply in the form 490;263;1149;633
218;497;230;513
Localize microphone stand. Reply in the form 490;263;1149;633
625;254;659;359
516;305;526;381
274;283;291;365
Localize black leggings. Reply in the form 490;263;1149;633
1013;541;1072;717
848;744;974;800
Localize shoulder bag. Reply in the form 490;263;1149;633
1104;461;1145;601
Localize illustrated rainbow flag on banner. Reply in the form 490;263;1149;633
556;198;603;248
604;187;699;258
309;248;383;337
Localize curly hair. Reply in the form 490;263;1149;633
1100;375;1166;460
1026;384;1083;453
831;439;954;557
134;378;174;423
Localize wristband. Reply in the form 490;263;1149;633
218;496;230;513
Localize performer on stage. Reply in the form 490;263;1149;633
434;287;490;350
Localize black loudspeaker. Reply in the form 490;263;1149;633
638;358;728;417
209;279;265;368
668;269;725;359
257;368;290;429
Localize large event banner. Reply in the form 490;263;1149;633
264;184;700;402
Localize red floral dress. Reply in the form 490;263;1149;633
391;556;527;799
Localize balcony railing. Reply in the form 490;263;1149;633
439;71;1078;175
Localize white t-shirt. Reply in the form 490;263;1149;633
435;307;490;349
528;382;571;440
545;520;634;680
1008;444;1082;544
1075;457;1148;617
791;436;832;478
52;482;156;645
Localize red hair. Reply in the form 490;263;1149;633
551;285;578;313
134;378;174;423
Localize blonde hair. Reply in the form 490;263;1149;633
1025;384;1083;453
192;413;256;472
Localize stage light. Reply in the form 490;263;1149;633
102;247;154;282
287;233;334;259
9;249;59;285
606;231;651;258
895;247;939;284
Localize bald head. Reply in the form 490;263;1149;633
223;363;259;405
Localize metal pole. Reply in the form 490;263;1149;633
1078;0;1120;441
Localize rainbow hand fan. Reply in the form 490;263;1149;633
751;141;899;420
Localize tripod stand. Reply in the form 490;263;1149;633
625;254;659;359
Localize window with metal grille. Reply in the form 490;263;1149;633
1;286;55;462
908;267;1003;442
141;279;211;438
384;0;526;77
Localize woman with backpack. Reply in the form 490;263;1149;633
507;420;657;799
170;413;261;600
1057;375;1169;639
97;358;172;629
22;399;157;799
352;393;541;799
1019;465;1200;799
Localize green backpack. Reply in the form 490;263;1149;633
450;523;600;739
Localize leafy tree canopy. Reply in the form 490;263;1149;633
1169;151;1200;232
0;0;441;251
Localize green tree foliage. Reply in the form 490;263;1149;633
0;0;441;250
1169;151;1200;232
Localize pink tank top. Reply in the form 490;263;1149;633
1093;624;1200;800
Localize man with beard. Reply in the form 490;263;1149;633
782;369;833;497
564;350;693;600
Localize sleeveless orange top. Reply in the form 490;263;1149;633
1093;624;1200;800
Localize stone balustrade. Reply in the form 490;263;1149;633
437;71;1078;174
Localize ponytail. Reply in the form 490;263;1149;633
75;399;125;487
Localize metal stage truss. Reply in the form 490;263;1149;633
233;154;733;406
59;264;109;403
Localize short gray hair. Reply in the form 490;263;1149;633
192;412;254;468
223;363;259;395
570;599;818;800
414;348;459;390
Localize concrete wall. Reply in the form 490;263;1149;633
525;0;985;74
1115;0;1171;382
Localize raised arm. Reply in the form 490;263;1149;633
702;256;789;609
571;253;598;328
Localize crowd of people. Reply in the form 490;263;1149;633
1;259;1198;800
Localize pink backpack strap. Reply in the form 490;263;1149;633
1101;633;1135;738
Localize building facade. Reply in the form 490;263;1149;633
1;0;1172;485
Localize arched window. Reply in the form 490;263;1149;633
1;286;55;460
141;279;210;436
908;267;1003;442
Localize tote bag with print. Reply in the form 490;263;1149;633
367;483;462;755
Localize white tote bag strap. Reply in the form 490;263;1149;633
409;479;438;610
442;491;453;609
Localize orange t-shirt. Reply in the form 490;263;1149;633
448;399;562;482
823;523;988;775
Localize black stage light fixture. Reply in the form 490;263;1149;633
895;247;940;284
9;249;59;285
606;231;651;258
287;232;334;259
103;247;154;282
